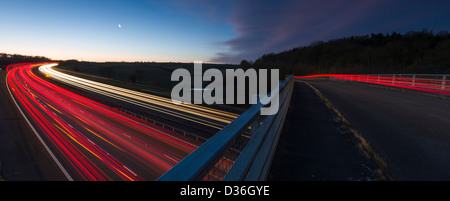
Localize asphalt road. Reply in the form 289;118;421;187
306;80;450;180
0;70;66;180
7;63;200;180
270;81;379;181
41;64;239;137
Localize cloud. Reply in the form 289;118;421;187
210;0;450;64
209;0;380;64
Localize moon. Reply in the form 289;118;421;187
118;24;122;28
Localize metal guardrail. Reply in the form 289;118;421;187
297;74;450;96
116;107;209;142
157;75;294;181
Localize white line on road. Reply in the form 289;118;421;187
6;70;74;181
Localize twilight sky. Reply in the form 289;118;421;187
1;0;449;64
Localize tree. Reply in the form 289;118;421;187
250;30;450;75
240;59;252;70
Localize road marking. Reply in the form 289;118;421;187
123;165;138;177
6;69;74;181
164;154;178;163
87;139;96;145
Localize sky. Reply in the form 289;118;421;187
1;0;450;64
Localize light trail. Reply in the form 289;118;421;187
39;64;239;131
7;63;200;180
293;74;450;96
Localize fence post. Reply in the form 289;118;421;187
412;75;416;86
250;117;260;136
442;75;447;89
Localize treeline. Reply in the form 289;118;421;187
245;30;450;76
0;53;52;68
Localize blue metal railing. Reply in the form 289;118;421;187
157;75;294;181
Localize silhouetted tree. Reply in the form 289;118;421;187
240;59;252;70
251;30;450;75
0;53;51;69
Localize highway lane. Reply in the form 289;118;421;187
305;79;450;180
0;69;66;180
40;64;239;133
7;63;200;180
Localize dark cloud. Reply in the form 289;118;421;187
210;0;450;64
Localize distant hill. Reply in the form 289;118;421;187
247;30;450;76
0;53;51;68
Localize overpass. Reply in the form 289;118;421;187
3;62;450;181
272;74;450;181
158;75;294;181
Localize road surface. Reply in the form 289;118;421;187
270;81;379;181
40;64;239;136
0;69;66;180
306;80;450;180
6;63;201;180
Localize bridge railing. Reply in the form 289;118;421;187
298;74;450;96
157;75;294;181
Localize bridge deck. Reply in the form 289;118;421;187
273;79;450;181
270;81;379;181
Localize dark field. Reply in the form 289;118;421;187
55;61;250;113
57;61;239;94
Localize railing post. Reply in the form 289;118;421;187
412;75;416;86
442;75;446;89
250;117;260;136
392;75;396;84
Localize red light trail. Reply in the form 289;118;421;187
293;74;450;96
6;63;200;180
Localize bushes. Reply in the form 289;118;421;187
252;30;450;75
0;53;51;68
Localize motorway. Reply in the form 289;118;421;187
0;69;66;180
9;62;449;181
305;80;450;180
6;63;202;180
40;64;239;134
